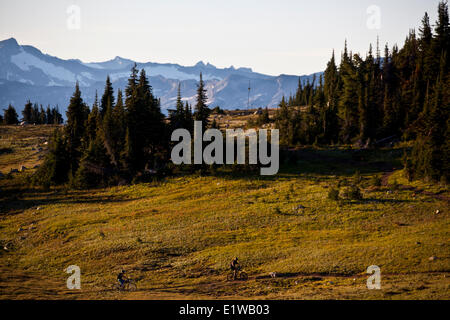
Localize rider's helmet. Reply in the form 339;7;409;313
121;269;126;273
235;257;238;261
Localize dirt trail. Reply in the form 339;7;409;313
1;269;449;300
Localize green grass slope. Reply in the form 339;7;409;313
0;126;448;300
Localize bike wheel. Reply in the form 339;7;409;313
239;272;248;281
226;272;235;281
127;282;137;292
112;283;121;291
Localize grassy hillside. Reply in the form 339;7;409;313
0;125;58;173
0;125;448;300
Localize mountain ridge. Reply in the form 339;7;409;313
0;38;322;114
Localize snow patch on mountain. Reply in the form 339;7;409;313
142;65;222;81
47;79;62;86
18;79;34;85
11;49;76;83
80;72;95;80
143;66;196;80
0;37;323;116
82;62;104;69
109;72;131;82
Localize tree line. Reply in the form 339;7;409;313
273;1;449;183
34;66;211;188
1;102;63;125
11;2;450;187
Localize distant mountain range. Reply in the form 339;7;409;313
0;38;322;116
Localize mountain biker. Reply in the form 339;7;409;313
117;269;128;287
230;257;240;280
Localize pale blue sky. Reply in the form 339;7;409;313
0;0;442;75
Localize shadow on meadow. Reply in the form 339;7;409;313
0;185;144;216
170;147;405;183
0;146;407;216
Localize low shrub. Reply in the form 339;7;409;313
370;175;382;187
328;187;340;201
342;185;363;200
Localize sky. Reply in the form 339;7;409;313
0;0;443;76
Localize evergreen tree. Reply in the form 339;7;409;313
73;136;111;189
138;68;166;170
39;105;47;124
65;82;89;176
184;101;194;133
100;76;115;117
275;96;299;145
32;103;39;124
34;128;69;186
3;104;19;124
169;83;186;130
194;73;210;129
323;51;340;143
258;107;270;125
22;101;33;123
419;12;435;85
382;44;402;137
434;1;450;72
113;89;126;165
52;106;63;124
211;118;219;129
408;52;449;182
102;98;120;167
85;92;100;145
338;45;360;143
46;105;53;124
124;65;166;173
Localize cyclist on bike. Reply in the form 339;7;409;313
230;257;240;280
117;269;128;288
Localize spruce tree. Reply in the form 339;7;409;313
323;51;340;143
39;105;47;124
419;12;435;85
52;106;63;124
138;68;165;169
434;1;450;72
338;45;359;143
169;83;187;131
85;92;100;145
22;101;33;123
34;128;70;186
100;76;115;117
65;82;89;176
408;46;449;182
32;104;39;124
184;101;194;133
123;66;166;173
123;64;140;172
46;105;53;124
194;73;210;129
113;89;126;165
3;104;19;124
102;98;119;167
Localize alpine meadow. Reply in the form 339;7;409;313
0;0;449;302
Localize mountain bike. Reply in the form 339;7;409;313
112;279;137;291
227;268;248;281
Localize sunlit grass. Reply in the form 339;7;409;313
0;125;448;300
